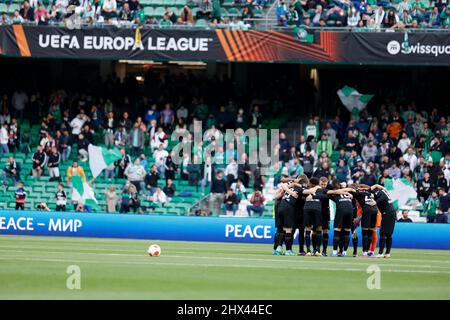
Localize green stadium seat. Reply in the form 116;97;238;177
140;0;153;6
153;6;166;17
7;4;20;14
143;7;154;17
164;0;176;6
174;0;187;6
195;19;208;28
0;4;7;13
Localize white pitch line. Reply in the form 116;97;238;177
0;245;450;268
1;249;450;271
0;255;450;275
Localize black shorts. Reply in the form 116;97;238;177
274;208;282;230
334;210;352;229
303;208;322;228
361;206;378;229
278;203;296;229
380;211;396;235
322;211;330;230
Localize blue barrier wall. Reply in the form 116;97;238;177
1;210;450;250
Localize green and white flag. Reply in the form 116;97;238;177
337;86;374;117
88;144;122;179
71;176;98;209
384;177;417;210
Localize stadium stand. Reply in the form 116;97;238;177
1;0;450;29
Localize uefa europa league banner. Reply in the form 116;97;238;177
1;25;450;64
1;210;450;249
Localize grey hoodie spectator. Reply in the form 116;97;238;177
361;140;378;163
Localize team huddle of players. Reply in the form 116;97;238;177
272;175;397;258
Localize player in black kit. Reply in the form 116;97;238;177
351;184;379;257
276;180;320;256
318;177;331;256
370;184;396;258
328;182;356;257
303;178;353;256
272;187;286;255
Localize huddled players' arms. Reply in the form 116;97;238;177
370;184;386;191
280;183;299;198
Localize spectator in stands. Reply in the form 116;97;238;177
47;146;61;182
105;185;117;213
223;188;239;216
178;6;193;25
163;178;176;201
209;170;227;215
118;2;133;22
159;12;173;27
225;158;238;188
151;144;167;177
438;188;450;215
31;145;46;179
151;186;167;207
398;211;413;222
125;158;147;194
128;122;144;157
0;123;9;155
1;11;12;25
3;156;20;186
114;124;128;149
77;133;89;162
247;188;265;217
144;164;160;196
313;161;330;179
249;105;262;129
20;0;35;22
102;0;117;19
196;0;212;20
55;183;67;212
14;181;26;210
317;132;332;158
361;139;378;163
12;10;24;24
187;155;201;189
66;161;86;186
300;149;314;178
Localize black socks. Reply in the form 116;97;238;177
333;230;340;251
305;230;312;252
285;233;293;251
322;232;329;253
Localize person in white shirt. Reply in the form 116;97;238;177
403;147;418;172
151;127;168;150
70;113;87;139
225;158;238;186
102;0;117;19
151;187;167;206
0;123;9;154
372;6;385;27
153;144;169;176
397;132;412;154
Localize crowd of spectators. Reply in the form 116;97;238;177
0;70;449;220
0;79;273;215
0;0;267;29
276;0;450;29
272;104;449;222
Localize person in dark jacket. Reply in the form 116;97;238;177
47;146;61;182
3;156;20;186
223;189;240;216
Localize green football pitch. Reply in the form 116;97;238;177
1;235;450;300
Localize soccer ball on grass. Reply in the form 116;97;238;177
148;244;161;256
